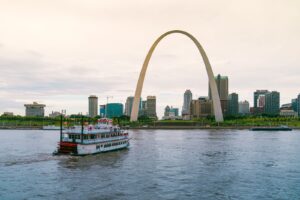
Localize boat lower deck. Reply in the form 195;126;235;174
55;139;130;156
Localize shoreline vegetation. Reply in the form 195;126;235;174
0;115;300;130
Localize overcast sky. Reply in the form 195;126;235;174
0;0;299;117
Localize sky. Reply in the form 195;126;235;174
0;0;299;117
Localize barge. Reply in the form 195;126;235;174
250;125;292;131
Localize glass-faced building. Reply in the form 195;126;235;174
106;103;124;118
124;96;134;117
208;74;229;115
227;93;239;116
264;91;280;115
99;105;106;117
182;90;193;115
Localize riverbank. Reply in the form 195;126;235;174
129;126;300;130
0;126;42;130
1;125;300;130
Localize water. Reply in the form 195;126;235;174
0;129;300;200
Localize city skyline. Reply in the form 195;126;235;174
0;0;300;117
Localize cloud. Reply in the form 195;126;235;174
0;0;300;117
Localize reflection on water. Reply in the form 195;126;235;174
0;129;300;200
57;149;129;170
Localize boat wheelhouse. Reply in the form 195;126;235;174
54;118;129;156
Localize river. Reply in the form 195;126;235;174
0;129;299;200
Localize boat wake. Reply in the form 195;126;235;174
1;153;67;167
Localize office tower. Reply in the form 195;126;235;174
253;90;269;108
238;100;250;115
227;93;239;116
291;98;298;112
106;103;124;118
258;95;266;108
163;106;180;120
146;96;157;118
182;90;193;115
190;97;213;118
164;105;170;117
24;102;46;117
139;100;147;116
208;74;228;114
99;105;106;117
125;96;134;117
264;91;280;115
170;107;179;117
88;95;98;118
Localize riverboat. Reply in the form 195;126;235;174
250;125;292;131
54;118;129;156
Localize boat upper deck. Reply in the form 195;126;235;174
63;126;125;135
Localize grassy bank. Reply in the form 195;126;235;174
0;115;300;129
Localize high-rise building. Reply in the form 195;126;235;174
99;105;106;117
209;74;228;100
163;106;180;120
88;95;98;118
170;107;179;117
190;97;213;118
264;91;280;115
291;98;298;112
146;96;157;118
164;105;171;117
253;90;269;108
124;96;134;117
227;93;239;116
106;103;124;118
182;90;193;115
258;95;266;108
238;100;250;115
139;100;147;116
208;74;228;114
24;102;46;117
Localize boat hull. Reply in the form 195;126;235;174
56;139;129;156
77;141;129;155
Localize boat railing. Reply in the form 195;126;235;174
62;135;128;144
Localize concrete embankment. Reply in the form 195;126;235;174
129;126;300;130
0;126;42;130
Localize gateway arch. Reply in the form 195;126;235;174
130;30;224;122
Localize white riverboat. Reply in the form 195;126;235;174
54;118;129;156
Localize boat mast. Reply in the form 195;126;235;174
81;114;84;144
60;109;66;142
60;112;63;142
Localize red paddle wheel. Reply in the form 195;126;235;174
57;142;78;155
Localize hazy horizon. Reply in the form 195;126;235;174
1;0;300;117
